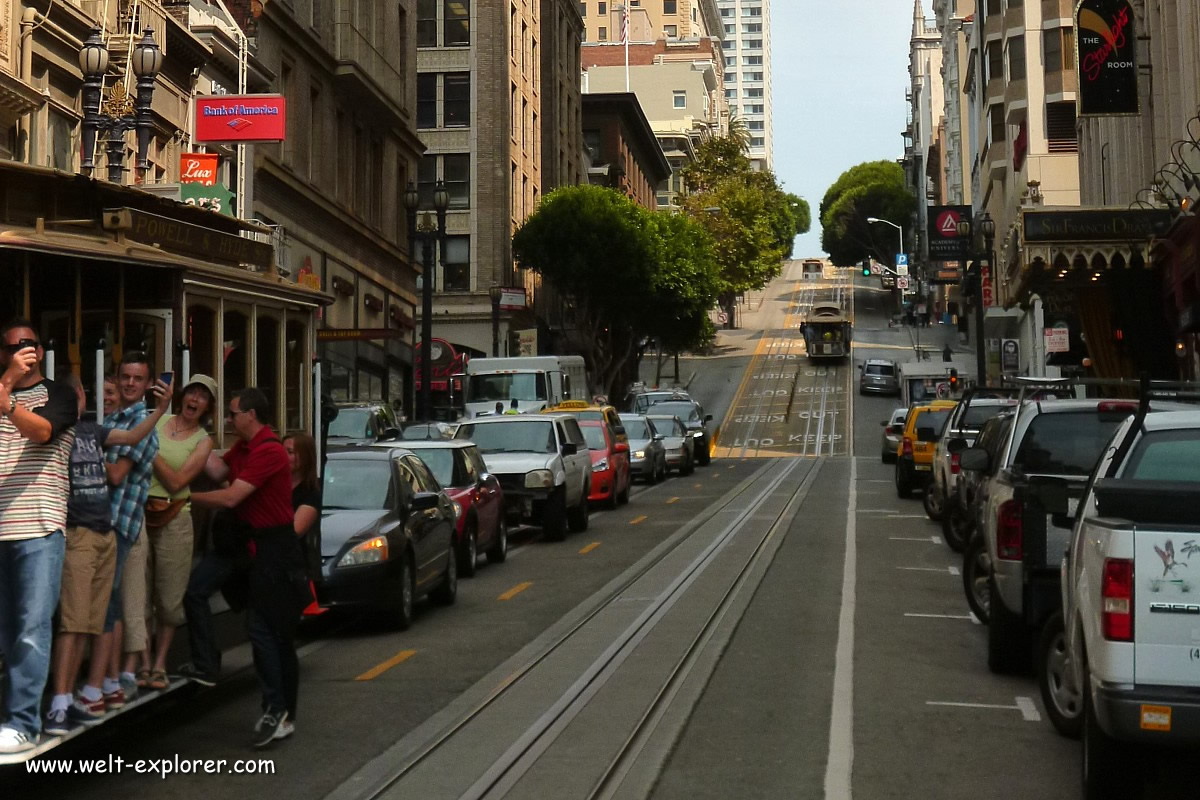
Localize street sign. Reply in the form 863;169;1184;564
936;382;950;399
1001;339;1020;374
981;264;994;307
896;275;910;290
897;264;909;277
895;254;908;267
716;311;729;324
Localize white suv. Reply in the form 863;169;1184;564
454;414;591;541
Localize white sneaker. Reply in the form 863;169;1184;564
273;719;295;741
0;726;36;754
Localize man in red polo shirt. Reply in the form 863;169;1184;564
191;387;308;748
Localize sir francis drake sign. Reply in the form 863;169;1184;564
1075;0;1138;116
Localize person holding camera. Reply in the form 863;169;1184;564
0;319;79;753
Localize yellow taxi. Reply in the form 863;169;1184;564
543;400;627;444
895;400;956;499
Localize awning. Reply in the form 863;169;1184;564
0;224;332;307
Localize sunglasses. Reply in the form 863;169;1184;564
1;339;39;354
226;408;251;419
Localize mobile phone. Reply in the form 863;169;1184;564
160;371;174;386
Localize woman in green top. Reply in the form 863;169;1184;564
124;375;216;691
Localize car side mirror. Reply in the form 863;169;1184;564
959;447;990;472
410;491;439;511
561;442;578;456
614;425;626;437
704;414;713;423
614;442;630;453
652;433;664;441
879;420;887;426
947;437;968;454
381;427;402;441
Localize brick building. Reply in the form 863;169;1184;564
582;92;672;210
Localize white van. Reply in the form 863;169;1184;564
461;356;588;418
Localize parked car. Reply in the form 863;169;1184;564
880;407;908;464
579;421;631;508
858;358;899;395
387;440;507;577
1058;408;1200;795
400;421;457;440
960;391;1150;678
959;412;1016;625
327;402;402;447
453;414;591;541
928;391;1018;533
316;447;457;630
894;400;956;498
545;400;627;444
619;413;667;483
646;414;696;475
627;388;691;414
647;399;713;466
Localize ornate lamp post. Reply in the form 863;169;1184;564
79;27;163;183
957;211;996;384
405;179;449;421
489;285;504;357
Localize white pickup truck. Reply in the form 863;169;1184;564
1059;409;1200;798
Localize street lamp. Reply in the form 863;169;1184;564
489;286;504;357
956;211;995;384
79;27;163;183
405;179;449;421
866;217;905;265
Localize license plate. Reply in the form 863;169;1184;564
915;465;931;471
1141;705;1171;731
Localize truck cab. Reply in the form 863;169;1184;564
460;356;588;419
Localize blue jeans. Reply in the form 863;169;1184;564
103;533;135;632
183;551;237;675
0;531;66;736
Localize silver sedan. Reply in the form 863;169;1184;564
618;413;668;483
880;407;908;463
646;414;696;475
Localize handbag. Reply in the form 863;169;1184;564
144;497;187;529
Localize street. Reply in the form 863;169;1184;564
6;264;1135;799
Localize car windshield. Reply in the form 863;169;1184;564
567;410;605;423
961;403;1012;430
327;408;371;439
455;421;556;454
468;372;547;402
651;402;699;422
864;364;894;376
1124;430;1200;481
1013;411;1128;475
635;393;682;412
402;423;451;440
413;448;456;487
323;458;391;510
622;418;652;439
581;425;607;450
648;418;682;436
915;409;951;442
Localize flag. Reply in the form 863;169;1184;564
620;6;629;43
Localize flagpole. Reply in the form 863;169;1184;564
623;5;630;91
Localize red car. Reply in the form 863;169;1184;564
396;440;507;577
580;421;631;509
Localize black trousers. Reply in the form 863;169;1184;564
246;525;308;721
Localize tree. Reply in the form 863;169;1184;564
513;185;655;399
644;211;721;355
818;160;915;266
786;193;811;237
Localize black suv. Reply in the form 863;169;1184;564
327;402;402;447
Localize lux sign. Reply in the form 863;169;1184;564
195;95;287;143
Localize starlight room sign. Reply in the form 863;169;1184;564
1075;0;1139;116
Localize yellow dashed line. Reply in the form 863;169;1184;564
498;581;532;601
666;497;679;504
355;650;416;681
579;542;601;554
630;515;648;525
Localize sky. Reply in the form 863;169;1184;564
772;0;919;259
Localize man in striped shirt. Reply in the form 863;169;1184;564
0;319;78;753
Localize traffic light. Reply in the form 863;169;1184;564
949;368;959;393
861;261;871;277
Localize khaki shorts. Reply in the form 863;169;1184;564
59;526;118;635
147;510;195;628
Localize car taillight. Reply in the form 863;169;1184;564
1102;558;1134;642
1097;401;1137;414
902;438;914;456
950;452;961;474
996;500;1022;560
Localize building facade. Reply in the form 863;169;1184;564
904;1;943;276
417;0;585;360
715;0;771;170
580;0;722;45
581;92;672;209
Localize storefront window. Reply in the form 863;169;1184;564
286;319;308;432
256;314;281;425
223;309;249;398
188;305;218;381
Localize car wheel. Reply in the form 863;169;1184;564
542;487;568;541
697;442;711;466
617;474;631;505
387;553;415;631
987;575;1031;674
658;458;668;482
486;517;509;564
941;497;972;553
895;462;912;499
1083;673;1141;800
923;480;945;521
432;543;457;605
683;453;695;476
568;485;590;532
458;521;478;578
962;534;990;624
1038;611;1083;739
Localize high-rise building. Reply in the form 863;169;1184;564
416;0;585;359
715;0;771;170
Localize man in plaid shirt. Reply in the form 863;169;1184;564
79;352;159;713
